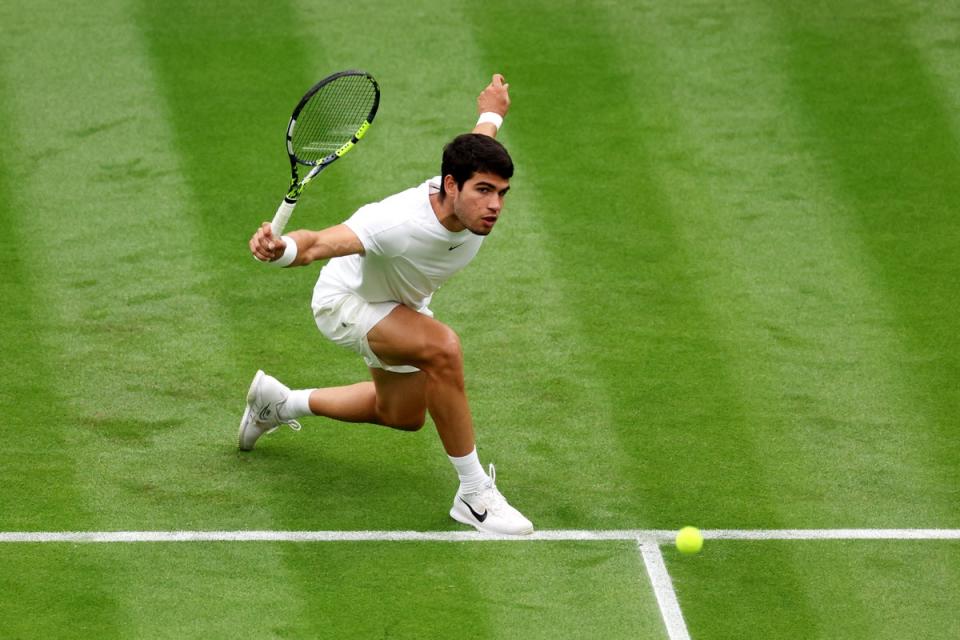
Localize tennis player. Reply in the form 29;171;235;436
240;74;533;535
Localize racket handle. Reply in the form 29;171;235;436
271;198;297;236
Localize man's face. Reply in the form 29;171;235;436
448;172;511;236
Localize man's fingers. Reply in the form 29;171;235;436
492;73;505;86
251;221;284;262
252;235;270;261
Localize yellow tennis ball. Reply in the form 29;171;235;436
675;526;703;554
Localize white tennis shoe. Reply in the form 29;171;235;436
450;465;534;535
237;370;302;451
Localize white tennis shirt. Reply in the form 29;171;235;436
314;177;484;311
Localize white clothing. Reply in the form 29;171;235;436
311;177;484;371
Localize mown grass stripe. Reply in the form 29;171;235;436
0;56;128;640
0;65;83;530
775;0;960;516
130;1;342;635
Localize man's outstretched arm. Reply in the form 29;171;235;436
472;73;510;138
249;222;363;266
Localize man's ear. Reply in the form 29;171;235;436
443;174;459;197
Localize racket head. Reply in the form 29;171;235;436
285;70;380;168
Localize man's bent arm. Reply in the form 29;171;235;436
249;221;363;265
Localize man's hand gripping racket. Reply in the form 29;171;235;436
252;70;380;263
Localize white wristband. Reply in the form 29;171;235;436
272;235;298;267
477;112;504;130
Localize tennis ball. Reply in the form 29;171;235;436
675;526;703;554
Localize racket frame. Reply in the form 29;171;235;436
271;70;380;236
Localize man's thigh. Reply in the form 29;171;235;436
366;303;459;369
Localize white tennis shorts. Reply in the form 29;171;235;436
312;287;429;374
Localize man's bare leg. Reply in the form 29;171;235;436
365;305;476;457
306;370;426;431
248;305;471;452
305;382;377;423
364;305;533;534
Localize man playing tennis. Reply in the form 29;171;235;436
240;74;533;535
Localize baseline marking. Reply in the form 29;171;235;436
0;529;957;543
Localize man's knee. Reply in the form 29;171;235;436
423;327;464;376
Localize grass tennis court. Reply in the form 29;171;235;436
1;0;958;637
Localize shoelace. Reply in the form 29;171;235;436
264;419;302;435
473;464;507;512
265;399;302;434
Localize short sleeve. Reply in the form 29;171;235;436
343;203;410;257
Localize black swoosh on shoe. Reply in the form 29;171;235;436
460;497;488;522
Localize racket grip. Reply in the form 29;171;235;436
271;198;297;236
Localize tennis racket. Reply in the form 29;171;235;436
270;70;380;236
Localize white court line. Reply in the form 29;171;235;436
639;540;692;640
0;529;958;543
703;529;960;540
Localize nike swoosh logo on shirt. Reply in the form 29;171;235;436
460;497;488;522
448;242;465;251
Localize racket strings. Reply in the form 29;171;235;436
292;75;377;163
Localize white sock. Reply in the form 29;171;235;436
279;389;315;421
448;448;489;494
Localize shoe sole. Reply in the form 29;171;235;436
236;370;265;451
